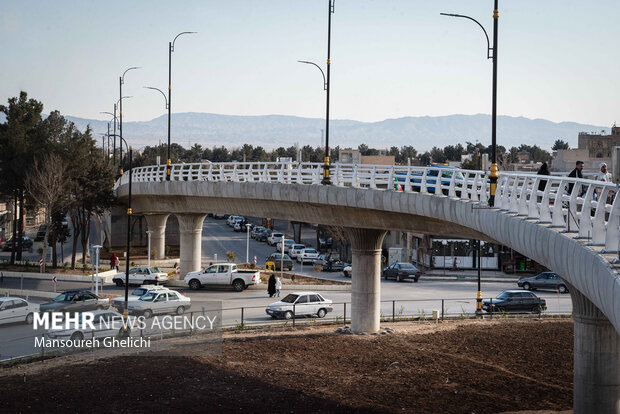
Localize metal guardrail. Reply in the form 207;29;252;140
116;161;620;252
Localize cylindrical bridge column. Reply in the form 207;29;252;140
144;214;169;260
177;213;206;278
569;284;620;413
346;228;388;333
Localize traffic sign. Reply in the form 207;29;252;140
52;276;56;283
254;256;257;265
39;258;43;266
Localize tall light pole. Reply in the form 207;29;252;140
143;86;169;177
120;67;140;175
476;240;485;316
116;136;133;331
146;230;152;267
298;0;335;185
167;31;197;181
246;224;251;264
441;239;448;276
441;0;499;206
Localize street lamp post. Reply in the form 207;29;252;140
120;66;140;175
146;230;152;267
441;239;448;276
117;136;133;331
92;244;102;296
476;240;485;316
441;0;499;206
246;224;251;264
166;31;197;181
298;0;335;185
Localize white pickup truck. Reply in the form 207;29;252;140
184;263;261;292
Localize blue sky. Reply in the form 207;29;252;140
1;1;618;126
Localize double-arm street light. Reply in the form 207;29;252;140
298;0;335;185
441;0;499;206
120;67;140;175
102;96;131;174
166;31;197;181
116;135;133;328
100;107;118;165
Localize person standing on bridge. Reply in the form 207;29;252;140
567;160;584;195
267;274;276;297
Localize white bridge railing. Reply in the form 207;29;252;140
117;162;620;252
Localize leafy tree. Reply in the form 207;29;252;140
430;147;446;163
552;139;570;150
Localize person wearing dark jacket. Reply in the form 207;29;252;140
537;162;550;192
267;274;276;297
568;160;584;195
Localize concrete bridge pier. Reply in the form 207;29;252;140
569;284;620;413
144;214;169;259
177;213;206;278
346;228;388;333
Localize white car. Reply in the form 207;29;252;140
127;289;191;319
112;266;168;286
276;239;295;253
266;292;333;319
343;265;352;278
0;297;39;325
297;248;319;264
289;244;306;259
112;285;171;310
267;232;283;246
46;310;130;341
227;215;243;226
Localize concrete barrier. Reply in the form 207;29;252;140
0;288;57;299
165;280;351;291
0;269;117;283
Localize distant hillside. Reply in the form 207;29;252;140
59;113;608;152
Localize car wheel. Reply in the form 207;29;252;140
143;309;153;319
558;284;568;294
118;327;130;338
96;305;104;310
232;279;245;292
70;331;84;342
176;306;185;315
270;315;277;319
343;271;350;278
531;305;542;313
523;282;531;291
115;279;124;287
396;275;402;283
25;313;34;324
189;279;201;290
317;308;327;318
284;311;293;320
414;277;419;283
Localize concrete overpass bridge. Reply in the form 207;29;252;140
116;161;620;412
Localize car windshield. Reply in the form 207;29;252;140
132;288;148;296
497;292;512;300
281;294;298;303
53;292;77;302
399;263;415;269
149;267;161;273
139;292;157;302
305;249;317;253
272;233;282;237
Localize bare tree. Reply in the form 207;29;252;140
24;154;69;272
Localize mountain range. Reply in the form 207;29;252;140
60;113;609;152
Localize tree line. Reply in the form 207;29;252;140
0;92;114;269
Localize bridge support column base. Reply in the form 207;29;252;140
346;228;387;334
569;285;620;413
144;214;169;260
177;214;207;278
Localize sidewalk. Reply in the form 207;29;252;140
422;268;520;282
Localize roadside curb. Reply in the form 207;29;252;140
165;280;351;291
0;288;57;299
0;270;117;283
422;275;519;283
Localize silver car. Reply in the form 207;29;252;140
46;310;131;341
266;292;333;319
127;290;191;319
0;297;39;325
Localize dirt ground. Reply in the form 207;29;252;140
0;319;573;413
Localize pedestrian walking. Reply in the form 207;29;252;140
537;162;550;191
275;275;282;297
110;253;119;271
267;274;276;298
594;162;614;202
567;160;584;195
326;251;333;272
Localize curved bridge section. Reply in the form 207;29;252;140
116;162;620;412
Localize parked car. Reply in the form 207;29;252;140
266;292;333;319
112;266;168;286
267;232;284;246
275;239;295;253
112;285;171;310
227;215;243;226
0;297;39;325
233;221;246;232
46;310;129;341
251;226;265;239
289;244;306;259
517;272;568;293
127;289;191;318
184;263;262;291
313;257;348;272
383;262;421;282
214;214;226;219
482;290;547;313
40;291;110;313
297;248;319;264
343;265;352;278
265;253;294;271
2;236;33;251
35;224;48;242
